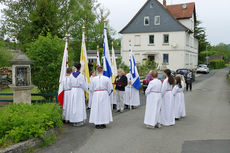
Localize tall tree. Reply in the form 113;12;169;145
194;20;210;52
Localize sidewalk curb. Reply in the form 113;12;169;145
0;129;59;153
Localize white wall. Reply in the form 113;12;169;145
121;30;198;70
178;14;195;32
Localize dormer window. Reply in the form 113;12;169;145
144;17;150;26
150;3;154;8
154;16;160;25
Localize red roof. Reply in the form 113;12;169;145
166;2;196;21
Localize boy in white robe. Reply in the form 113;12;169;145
63;68;72;122
160;69;175;126
69;63;88;126
125;73;140;108
172;76;184;120
144;70;162;128
89;66;113;129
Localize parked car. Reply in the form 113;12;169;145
142;72;165;93
176;69;196;82
197;64;209;74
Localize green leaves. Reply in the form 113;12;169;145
0;103;63;147
27;34;64;94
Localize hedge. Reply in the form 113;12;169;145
209;59;226;69
0;103;63;147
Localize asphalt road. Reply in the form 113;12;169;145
37;68;230;153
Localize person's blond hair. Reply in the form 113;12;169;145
118;68;125;75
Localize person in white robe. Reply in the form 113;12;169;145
63;68;72;122
88;70;96;109
124;73;140;108
160;69;175;126
69;63;88;126
179;75;186;117
144;70;162;128
172;76;184;119
89;66;113;129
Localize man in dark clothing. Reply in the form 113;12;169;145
185;69;192;91
114;69;127;112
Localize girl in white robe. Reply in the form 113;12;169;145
69;63;88;126
160;69;175;126
172;76;184;119
63;68;72;121
88;70;96;109
124;73;140;107
89;66;113;129
144;70;162;128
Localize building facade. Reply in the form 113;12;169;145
120;0;198;70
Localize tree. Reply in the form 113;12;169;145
194;20;210;52
0;46;13;67
27;34;65;94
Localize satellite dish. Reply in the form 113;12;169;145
182;4;187;9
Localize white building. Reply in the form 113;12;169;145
119;0;198;70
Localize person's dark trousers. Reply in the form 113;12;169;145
186;82;192;91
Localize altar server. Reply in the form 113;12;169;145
172;76;184;119
88;70;96;109
160;69;175;126
89;66;113;129
69;63;88;126
63;68;72;121
144;70;162;128
124;73;140;108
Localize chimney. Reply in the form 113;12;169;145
163;0;167;6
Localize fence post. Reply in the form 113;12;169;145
55;92;58;103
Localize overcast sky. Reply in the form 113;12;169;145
1;0;230;45
97;0;230;45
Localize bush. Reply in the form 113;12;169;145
0;103;63;147
137;59;157;77
27;34;65;94
209;59;226;69
0;47;13;67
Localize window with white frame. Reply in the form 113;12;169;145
149;35;154;44
163;54;169;64
154;16;160;25
134;35;141;46
163;34;169;44
144;16;150;26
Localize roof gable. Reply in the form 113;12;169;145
119;0;189;34
166;2;196;21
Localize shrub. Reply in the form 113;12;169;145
0;47;13;67
26;34;65;94
0;103;63;147
209;59;226;69
137;59;157;77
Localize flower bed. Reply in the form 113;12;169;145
0;103;63;148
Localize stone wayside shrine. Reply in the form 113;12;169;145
8;52;34;104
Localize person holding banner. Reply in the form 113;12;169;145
114;69;127;113
124;72;140;109
69;62;88;127
62;68;72;122
89;66;113;129
144;70;162;128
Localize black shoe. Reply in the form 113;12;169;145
175;118;180;121
102;124;106;128
116;110;120;113
95;125;100;129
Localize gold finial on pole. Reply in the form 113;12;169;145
104;19;107;27
65;33;69;42
82;25;86;31
112;41;114;47
97;45;99;50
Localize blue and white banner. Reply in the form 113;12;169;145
103;27;112;78
129;44;141;90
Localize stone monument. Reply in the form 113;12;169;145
9;52;34;104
